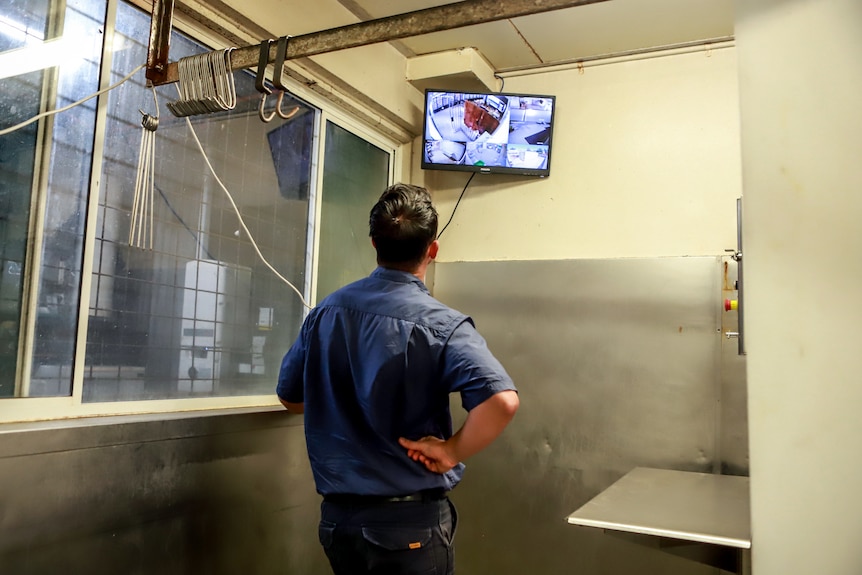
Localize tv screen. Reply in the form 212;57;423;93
421;89;556;177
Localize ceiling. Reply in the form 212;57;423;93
335;0;735;73
202;0;736;135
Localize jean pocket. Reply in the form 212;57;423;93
443;499;458;545
361;526;433;551
318;520;336;549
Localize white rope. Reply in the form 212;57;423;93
178;88;311;309
0;64;146;137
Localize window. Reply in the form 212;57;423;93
82;4;316;402
0;0;397;419
316;121;390;301
0;0;48;397
1;0;106;398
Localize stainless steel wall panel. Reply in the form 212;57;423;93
0;256;747;575
432;256;744;575
0;410;329;575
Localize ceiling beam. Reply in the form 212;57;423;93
150;0;610;85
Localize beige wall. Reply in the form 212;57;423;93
736;0;862;573
311;47;425;131
421;46;743;262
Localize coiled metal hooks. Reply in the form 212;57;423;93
130;84;160;249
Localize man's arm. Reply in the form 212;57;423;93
399;390;519;473
276;328;307;413
278;397;305;414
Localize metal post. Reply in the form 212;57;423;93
146;0;175;85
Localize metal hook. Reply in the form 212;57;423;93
255;39;276;122
278;104;300;120
139;81;160;131
273;36;289;91
259;91;280;123
273;36;301;119
256;36;300;122
140;109;159;131
255;39;273;95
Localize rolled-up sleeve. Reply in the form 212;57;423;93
441;319;516;412
277;332;307;403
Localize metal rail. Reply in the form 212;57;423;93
146;0;610;86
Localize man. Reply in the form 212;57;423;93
277;183;518;575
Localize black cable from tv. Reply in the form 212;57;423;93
437;172;475;240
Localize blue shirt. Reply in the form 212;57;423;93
277;267;515;496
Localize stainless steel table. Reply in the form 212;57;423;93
566;467;750;573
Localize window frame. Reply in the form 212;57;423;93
0;0;403;423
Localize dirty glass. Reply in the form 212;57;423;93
0;0;105;397
81;2;316;401
2;0;392;408
315;121;390;301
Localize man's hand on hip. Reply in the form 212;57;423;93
398;436;459;474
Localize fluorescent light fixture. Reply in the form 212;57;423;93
0;34;99;81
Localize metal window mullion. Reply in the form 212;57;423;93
17;74;56;398
305;114;327;312
300;107;323;313
70;0;120;403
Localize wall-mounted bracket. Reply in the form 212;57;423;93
145;0;174;85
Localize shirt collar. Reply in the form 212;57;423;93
371;266;429;294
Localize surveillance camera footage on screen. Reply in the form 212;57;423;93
421;89;556;177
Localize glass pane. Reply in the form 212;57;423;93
1;0;105;398
83;2;315;401
0;0;51;397
316;121;390;301
31;0;105;398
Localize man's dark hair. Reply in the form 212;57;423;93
369;183;438;270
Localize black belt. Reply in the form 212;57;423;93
323;488;447;505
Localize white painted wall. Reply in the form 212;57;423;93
735;1;862;573
421;47;743;262
310;47;425;130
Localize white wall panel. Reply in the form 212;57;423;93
736;1;862;573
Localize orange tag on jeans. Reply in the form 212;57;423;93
409;542;422;550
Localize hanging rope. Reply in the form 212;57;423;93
129;85;160;249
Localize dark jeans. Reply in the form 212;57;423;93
318;496;457;575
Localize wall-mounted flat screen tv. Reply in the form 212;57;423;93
421;89;556;177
